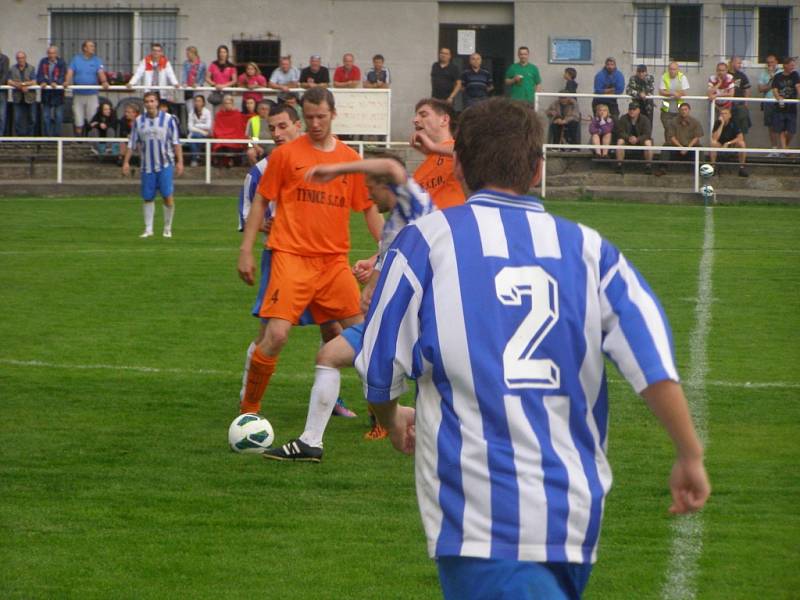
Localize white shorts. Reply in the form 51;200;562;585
72;94;99;128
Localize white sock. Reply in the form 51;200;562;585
143;202;155;233
163;204;175;231
239;342;256;402
299;365;340;448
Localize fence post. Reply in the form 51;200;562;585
57;139;63;184
693;149;700;193
541;145;547;199
205;140;211;185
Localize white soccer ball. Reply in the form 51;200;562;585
228;413;275;453
700;185;715;198
699;163;714;178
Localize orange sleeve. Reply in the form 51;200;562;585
258;145;285;201
349;172;372;212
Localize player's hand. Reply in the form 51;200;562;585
410;131;436;155
259;217;273;235
304;164;340;183
360;281;376;314
237;250;256;286
121;162;130;177
352;257;376;283
668;456;710;514
175;161;184;176
388;405;416;455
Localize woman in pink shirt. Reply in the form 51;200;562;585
238;62;267;108
206;45;237;112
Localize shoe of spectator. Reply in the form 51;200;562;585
263;438;323;463
615;162;623;174
190;160;199;167
90;147;99;156
738;167;749;178
644;163;652;174
139;231;153;238
332;397;357;418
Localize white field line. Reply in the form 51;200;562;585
1;358;796;389
661;206;714;600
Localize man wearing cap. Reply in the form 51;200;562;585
593;57;625;118
659;61;690;143
300;55;330;89
626;64;655;120
615;101;653;174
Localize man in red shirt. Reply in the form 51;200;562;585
333;53;361;88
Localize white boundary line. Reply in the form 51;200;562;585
1;358;796;389
661;206;714;600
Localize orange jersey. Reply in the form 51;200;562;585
413;140;466;209
257;135;372;256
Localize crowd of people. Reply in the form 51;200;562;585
2;40;799;172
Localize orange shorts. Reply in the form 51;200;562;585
259;251;361;324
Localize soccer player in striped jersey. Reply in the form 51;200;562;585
263;155;433;462
122;91;183;238
357;98;710;598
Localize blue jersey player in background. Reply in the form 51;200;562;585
356;98;710;599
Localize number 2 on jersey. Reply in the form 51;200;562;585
494;266;560;389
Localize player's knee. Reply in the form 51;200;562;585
262;324;290;353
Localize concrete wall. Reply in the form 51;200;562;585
1;0;798;144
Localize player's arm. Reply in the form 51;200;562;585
305;158;407;185
641;380;710;514
411;131;454;157
173;143;184;176
447;79;461;103
237;191;270;286
363;204;383;243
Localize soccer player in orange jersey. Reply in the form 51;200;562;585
409;98;465;210
237;87;383;417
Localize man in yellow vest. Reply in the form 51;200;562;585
658;61;690;143
245;100;272;165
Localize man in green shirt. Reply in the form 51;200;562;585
505;46;541;103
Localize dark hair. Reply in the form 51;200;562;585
143;91;160;102
215;45;232;67
414;97;457;134
269;103;300;122
151;43;163;50
364;152;406;185
518;46;530;52
301;87;336;111
158;98;170;108
373;54;384;62
564;67;577;80
455;98;542;195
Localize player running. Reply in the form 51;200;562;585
122;91;183;238
237;87;383;420
263;155;433;462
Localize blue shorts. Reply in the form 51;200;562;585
250;248;316;326
437;557;592;600
340;322;365;358
141;166;174;201
772;111;797;135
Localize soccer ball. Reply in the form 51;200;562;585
228;413;275;453
699;163;714;178
700;185;715;200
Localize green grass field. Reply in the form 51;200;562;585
1;196;798;599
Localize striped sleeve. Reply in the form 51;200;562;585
598;240;679;393
375;179;434;272
169;115;179;146
356;225;429;402
128;116;140;149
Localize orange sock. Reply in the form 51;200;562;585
239;347;278;414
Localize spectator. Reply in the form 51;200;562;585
64;39;109;136
545;89;581;146
88;100;118;156
658;61;690;143
626;64;655;120
238;62;267;107
707;62;735;111
7;51;37;135
206;45;237;111
300;54;330;89
269;56;300;92
615;101;653;174
117;103;140;165
771;56;800;154
710;106;748;177
181;46;207;122
242;96;258;116
430;47;461;104
461;52;493;108
0;49;9;135
245;100;271;165
333;53;361;88
589;103;615;157
728;55;752;138
363;54;390;88
212;94;247;167
758;54;781;155
593;57;625;118
666;102;703;162
187;94;212;167
504;45;541;104
562;67;578;94
36;45;67;137
128;43;180;104
278;91;303;123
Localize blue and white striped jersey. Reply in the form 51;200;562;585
238;158;269;231
355;189;679;564
128;111;180;174
375;177;434;272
